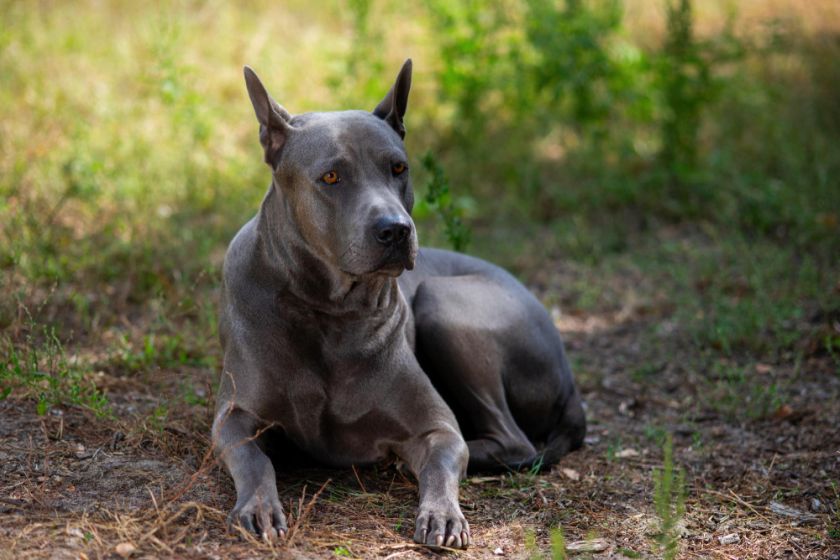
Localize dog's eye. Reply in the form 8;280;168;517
322;171;340;185
392;162;407;176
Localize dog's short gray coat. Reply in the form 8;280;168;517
212;60;586;549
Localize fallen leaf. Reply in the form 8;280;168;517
560;468;580;481
718;533;740;545
615;448;639;459
755;363;773;374
769;501;818;523
115;542;136;558
566;538;609;552
772;404;794;420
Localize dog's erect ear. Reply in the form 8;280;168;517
373;59;412;139
244;66;293;168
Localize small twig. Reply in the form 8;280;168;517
705;488;772;523
352;464;368;494
286;479;331;546
766;453;778;478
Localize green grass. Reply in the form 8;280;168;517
1;323;110;417
653;434;685;560
525;526;567;560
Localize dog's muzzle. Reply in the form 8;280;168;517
372;216;416;274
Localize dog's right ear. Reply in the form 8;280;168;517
244;66;293;168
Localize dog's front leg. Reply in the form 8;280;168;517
212;402;287;541
398;428;470;549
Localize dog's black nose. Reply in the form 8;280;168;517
373;217;411;246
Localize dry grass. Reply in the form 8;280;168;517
2;250;838;559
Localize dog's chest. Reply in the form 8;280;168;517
277;327;413;465
282;366;411;465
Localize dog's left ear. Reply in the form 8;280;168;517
373;59;412;139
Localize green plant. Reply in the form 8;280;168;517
417;152;472;252
652;434;685;560
0;326;110;417
643;424;668;445
549;527;567;560
605;438;622;462
705;362;783;421
333;545;352;557
111;332;211;374
525;526;567;560
147;403;169;433
828;481;840;540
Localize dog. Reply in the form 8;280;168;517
212;59;586;549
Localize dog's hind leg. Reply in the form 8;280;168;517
412;274;585;472
412;277;537;471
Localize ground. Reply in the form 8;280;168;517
1;229;839;559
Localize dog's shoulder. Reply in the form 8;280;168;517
220;216;278;323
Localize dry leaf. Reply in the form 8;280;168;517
566;538;609;552
772;404;794;420
115;542;136;558
560;468;580;481
769;501;818;523
718;533;740;545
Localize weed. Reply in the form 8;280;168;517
416;152;472;252
111;332;211;374
829;482;840;540
525;526;567;560
0;325;110;417
181;383;208;408
549;527;567;560
525;529;539;559
705;361;783;421
605;438;622;463
652;434;685;560
643;424;667;446
632;363;661;383
147;403;170;433
825;333;840;376
333;545;352;557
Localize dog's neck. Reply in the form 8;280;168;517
255;184;402;317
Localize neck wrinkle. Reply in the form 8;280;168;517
256;182;400;317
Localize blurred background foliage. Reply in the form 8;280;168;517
0;0;838;370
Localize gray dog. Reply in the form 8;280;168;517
212;59;586;549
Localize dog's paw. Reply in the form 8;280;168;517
229;490;288;542
413;504;470;549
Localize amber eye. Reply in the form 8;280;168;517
322;171;340;185
392;162;407;175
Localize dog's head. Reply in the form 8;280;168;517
244;60;417;278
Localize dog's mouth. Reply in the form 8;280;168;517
340;235;417;278
365;242;416;277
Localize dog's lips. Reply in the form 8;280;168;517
369;243;415;276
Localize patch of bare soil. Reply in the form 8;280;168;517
1;285;838;559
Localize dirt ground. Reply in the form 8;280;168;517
1;263;839;560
